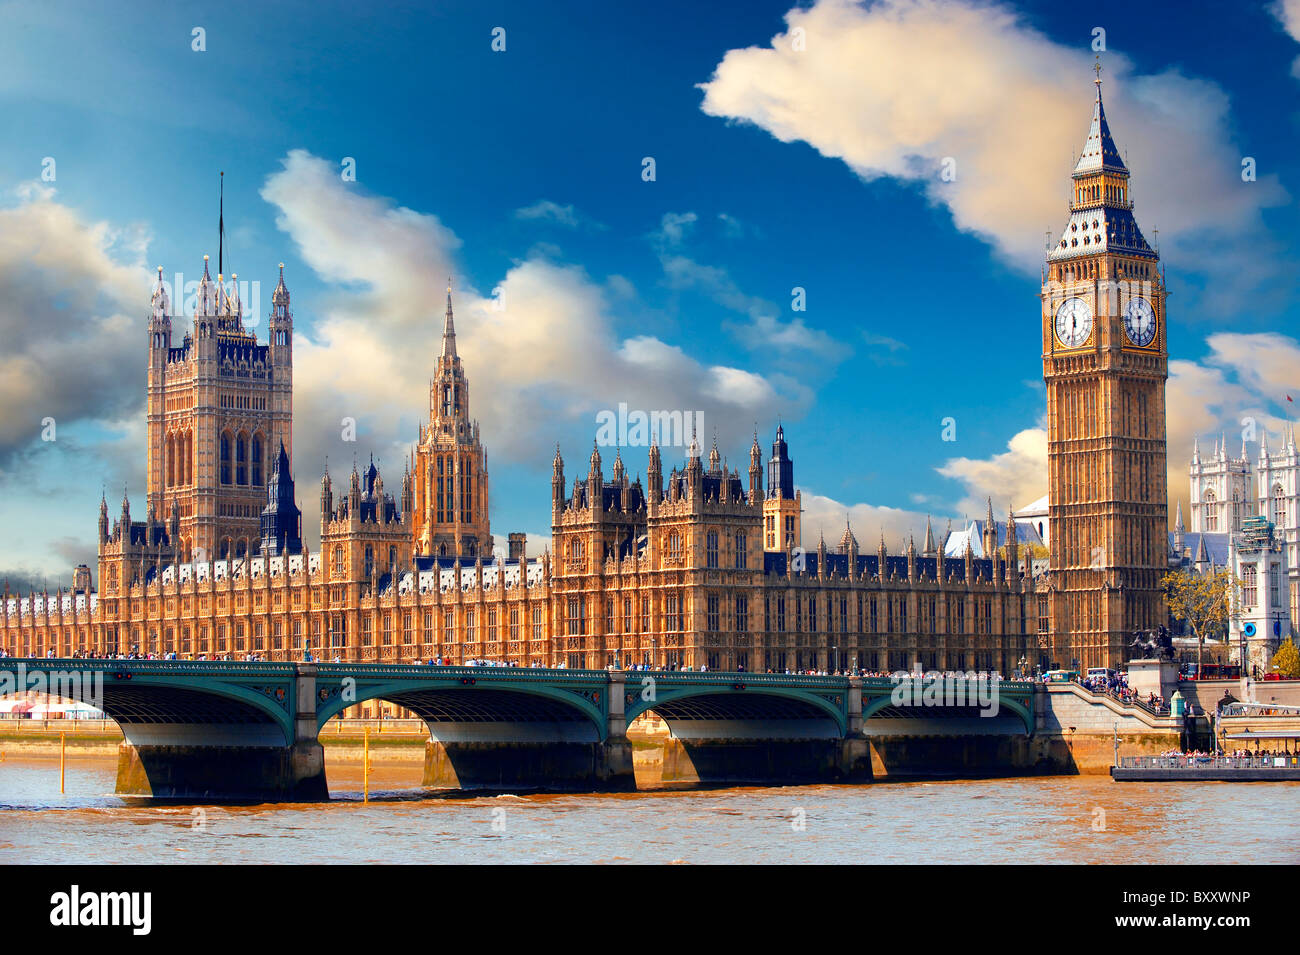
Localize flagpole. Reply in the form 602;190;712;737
218;171;224;277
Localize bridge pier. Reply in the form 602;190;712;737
116;739;328;802
422;738;634;792
648;735;872;786
114;664;328;802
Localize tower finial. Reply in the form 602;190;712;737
441;277;457;358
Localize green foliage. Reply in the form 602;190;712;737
1270;639;1300;679
1162;569;1232;667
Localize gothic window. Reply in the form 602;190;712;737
251;434;263;486
665;593;680;632
333;546;344;578
388;546;397;571
623;597;632;633
1231;488;1241;532
1272;484;1286;527
707;594;719;632
668;531;682;561
532;606;544;641
735;596;748;632
363;546;374;578
1242;565;1257;608
1204;489;1218;532
220;433;232;485
236;433;248;485
735;532;747;569
567;596;586;636
706;531;719;568
235;539;246;558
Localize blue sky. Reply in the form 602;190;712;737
1;0;1298;587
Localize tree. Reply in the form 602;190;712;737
1270;639;1300;679
1162;569;1232;671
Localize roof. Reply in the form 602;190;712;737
1073;87;1128;177
943;520;1043;558
1170;531;1230;566
1014;495;1049;516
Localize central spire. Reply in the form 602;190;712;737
441;277;457;358
1073;61;1127;178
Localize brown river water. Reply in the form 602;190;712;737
0;754;1295;864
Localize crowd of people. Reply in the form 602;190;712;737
1075;669;1168;712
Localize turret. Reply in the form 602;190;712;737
748;430;763;502
269;262;293;362
647;440;663;505
320;466;333;523
982;497;998;557
98;493;110;544
588;440;603;504
148;265;172;357
552;445;565;513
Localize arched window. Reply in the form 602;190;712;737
220;433;232;485
735;532;747;569
236;434;248;485
251;434;263;486
1204;488;1218;532
706;531;719;568
333;546;344;577
364;546;374;578
1272;484;1287;527
235;539;247;558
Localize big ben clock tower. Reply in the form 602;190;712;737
1042;66;1168;670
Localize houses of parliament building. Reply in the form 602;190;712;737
2;74;1167;674
0;257;1037;675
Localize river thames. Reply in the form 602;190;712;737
0;754;1295;864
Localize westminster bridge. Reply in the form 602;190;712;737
0;659;1043;800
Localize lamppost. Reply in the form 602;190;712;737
1018;655;1027;680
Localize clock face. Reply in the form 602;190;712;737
1123;297;1157;347
1054;297;1093;348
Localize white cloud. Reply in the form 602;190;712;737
259;152;807;546
933;332;1300;523
514;200;605;231
0;185;150;470
800;491;945;551
699;0;1289;301
936;426;1048;519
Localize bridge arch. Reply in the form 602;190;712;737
314;676;608;743
625;684;848;739
0;661;297;747
862;688;1033;735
